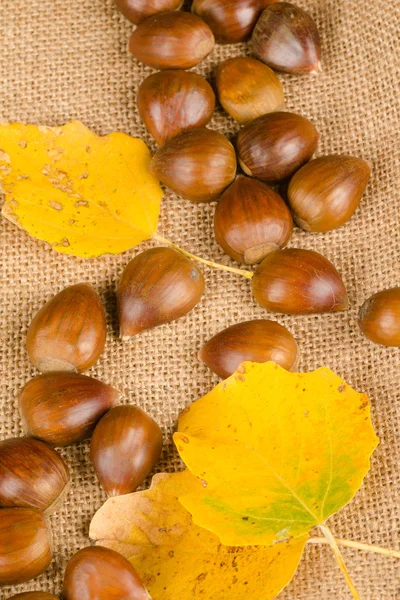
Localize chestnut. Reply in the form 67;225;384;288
0;437;70;513
237;112;319;183
114;0;182;24
216;57;284;123
26;283;106;373
288;155;371;232
214;176;293;264
129;11;215;70
137;70;215;146
19;372;119;446
252;2;321;74
192;0;279;44
0;508;52;585
199;319;300;378
150;128;237;202
252;248;349;314
91;405;163;496
63;546;150;600
117;247;205;337
358;288;400;347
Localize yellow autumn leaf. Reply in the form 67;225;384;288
89;469;307;600
0;121;162;257
174;362;379;547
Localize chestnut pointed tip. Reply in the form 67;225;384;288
310;61;322;75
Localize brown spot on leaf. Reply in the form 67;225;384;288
181;436;189;444
75;200;88;207
18;141;27;149
338;384;346;392
61;237;70;247
168;550;174;558
48;200;63;211
197;573;207;581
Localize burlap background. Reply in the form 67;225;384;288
0;0;399;598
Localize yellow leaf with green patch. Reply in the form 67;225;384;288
89;470;307;600
0;121;162;257
174;362;378;546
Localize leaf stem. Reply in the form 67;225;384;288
319;525;360;600
152;233;254;279
308;536;400;559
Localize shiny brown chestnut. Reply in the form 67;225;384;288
237;112;319;183
288;155;371;232
199;319;300;378
129;11;215;70
192;0;279;44
214;176;293;264
26;283;106;373
137;70;215;146
0;437;70;513
63;546;150;600
216;57;284;123
19;372;119;447
252;248;349;314
7;594;59;600
91;405;163;496
0;508;52;585
358;288;400;347
252;2;321;74
150;128;237;202
114;0;182;24
117;247;205;337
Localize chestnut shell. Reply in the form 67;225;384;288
199;319;300;378
0;437;70;513
114;0;183;24
0;508;52;585
192;0;279;44
19;372;119;446
91;405;163;496
63;546;149;600
117;247;205;337
237;112;319;183
214;176;293;264
129;11;215;70
288;155;371;232
26;283;106;374
216;57;284;123
252;2;321;74
150;128;237;202
252;248;349;314
137;70;215;146
358;288;400;347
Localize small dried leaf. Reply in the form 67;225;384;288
89;470;306;600
0;121;163;257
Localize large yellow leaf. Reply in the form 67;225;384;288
174;362;379;546
0;121;162;257
89;470;307;600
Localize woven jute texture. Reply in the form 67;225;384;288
0;0;399;598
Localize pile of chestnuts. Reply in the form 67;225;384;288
1;0;399;597
0;283;162;595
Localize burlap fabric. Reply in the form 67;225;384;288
0;0;399;598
